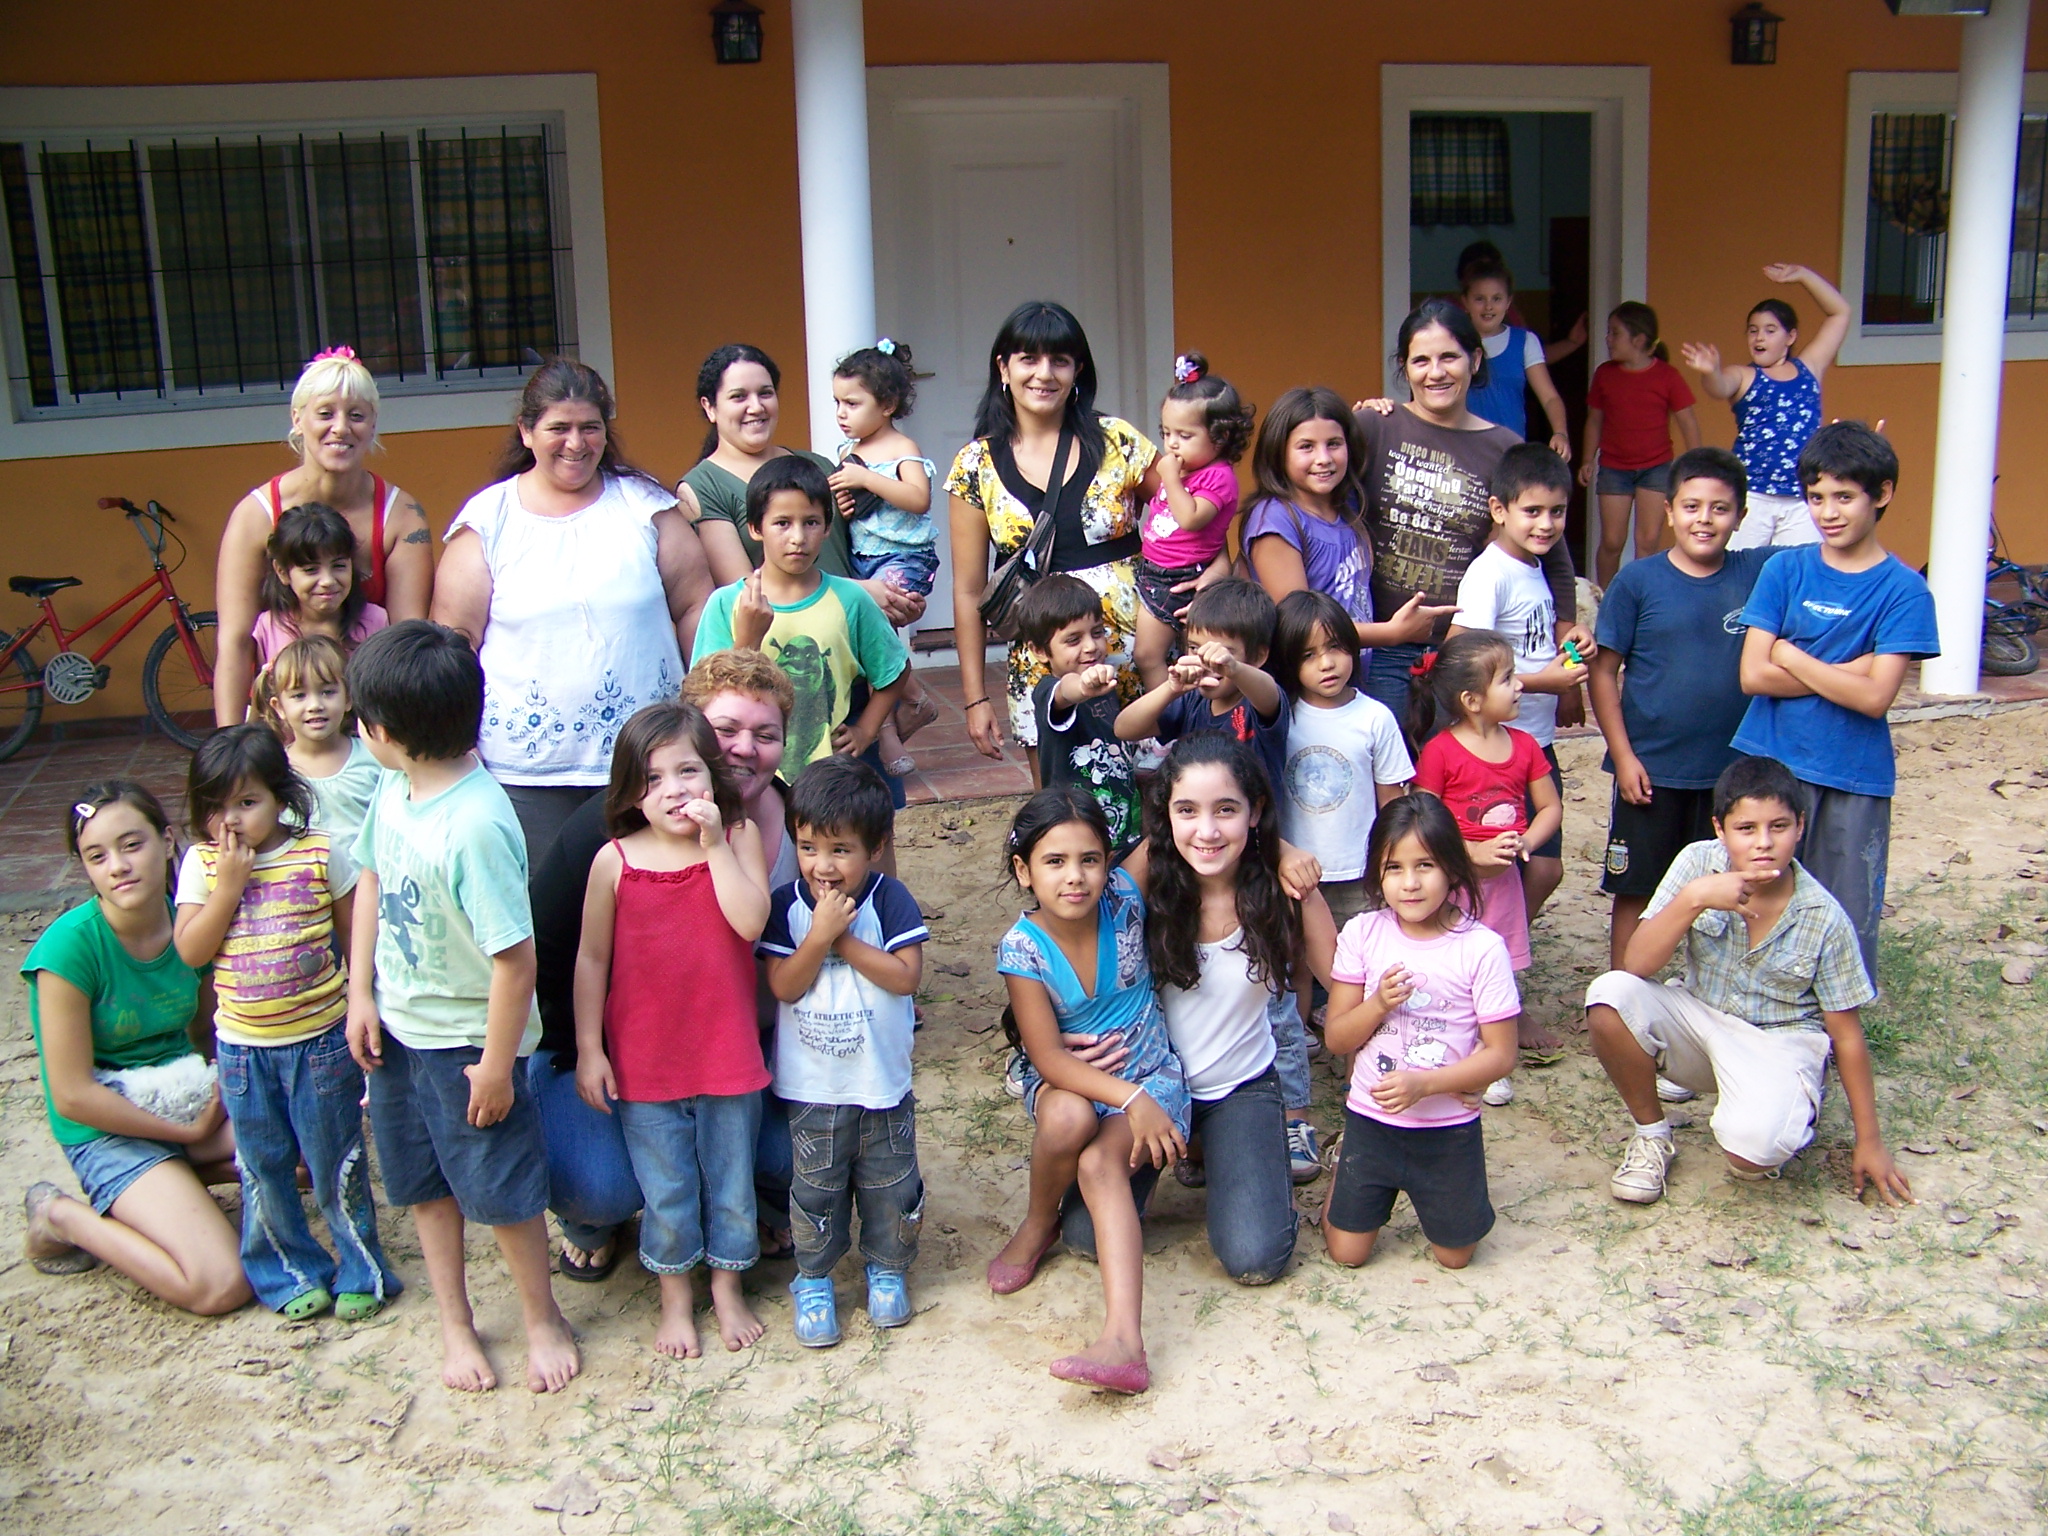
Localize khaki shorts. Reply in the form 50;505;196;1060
1584;972;1831;1169
1728;491;1820;550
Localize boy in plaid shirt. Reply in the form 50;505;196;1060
1582;755;1912;1208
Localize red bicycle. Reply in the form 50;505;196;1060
0;497;218;760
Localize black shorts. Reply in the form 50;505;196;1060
1527;744;1564;862
1134;557;1204;628
1326;1108;1494;1249
1600;784;1717;898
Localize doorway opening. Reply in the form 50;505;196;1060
1409;111;1594;568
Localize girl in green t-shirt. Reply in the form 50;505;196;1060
20;781;250;1315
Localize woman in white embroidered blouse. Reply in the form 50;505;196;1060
431;359;716;860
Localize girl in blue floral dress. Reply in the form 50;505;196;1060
990;787;1188;1395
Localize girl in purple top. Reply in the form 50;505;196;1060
1243;387;1456;665
1134;353;1255;689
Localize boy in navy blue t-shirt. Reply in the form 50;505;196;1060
1733;422;1939;985
1590;447;1779;970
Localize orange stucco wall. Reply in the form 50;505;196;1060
5;0;2046;720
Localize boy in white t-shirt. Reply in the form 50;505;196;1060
757;756;929;1349
1448;442;1595;955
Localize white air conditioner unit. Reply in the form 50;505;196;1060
1884;1;1993;14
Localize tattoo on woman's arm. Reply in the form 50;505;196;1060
403;527;432;544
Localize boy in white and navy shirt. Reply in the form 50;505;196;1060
757;756;929;1350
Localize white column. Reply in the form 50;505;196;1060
1922;0;2031;696
791;0;876;457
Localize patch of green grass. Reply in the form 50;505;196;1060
1678;1471;1841;1536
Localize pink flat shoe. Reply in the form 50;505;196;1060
1050;1353;1150;1394
987;1229;1059;1295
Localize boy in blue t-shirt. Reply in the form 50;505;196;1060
1589;447;1779;970
345;621;579;1396
1733;422;1939;984
757;757;928;1349
692;456;908;776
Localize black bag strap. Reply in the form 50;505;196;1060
1021;420;1078;572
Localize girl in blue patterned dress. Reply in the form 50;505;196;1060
991;787;1188;1395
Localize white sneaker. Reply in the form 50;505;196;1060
1611;1132;1676;1203
1132;737;1170;774
1003;1049;1029;1100
1286;1120;1323;1183
1655;1076;1697;1103
1482;1077;1514;1106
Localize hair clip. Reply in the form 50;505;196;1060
72;801;101;827
1408;652;1440;679
1172;354;1203;385
875;337;896;356
311;344;358;364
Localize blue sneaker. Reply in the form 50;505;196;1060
790;1275;841;1348
865;1264;912;1329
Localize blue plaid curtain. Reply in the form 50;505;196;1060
1411;117;1513;228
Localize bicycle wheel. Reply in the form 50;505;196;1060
1982;615;2040;677
0;630;44;763
143;610;218;750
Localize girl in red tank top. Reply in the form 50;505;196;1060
573;701;773;1359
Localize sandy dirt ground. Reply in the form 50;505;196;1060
2;708;2047;1535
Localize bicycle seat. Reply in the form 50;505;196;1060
8;576;80;598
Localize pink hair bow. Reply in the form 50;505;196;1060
311;345;358;364
1172;354;1203;385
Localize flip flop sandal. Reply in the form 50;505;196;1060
894;693;941;745
556;1241;621;1283
282;1287;334;1322
1520;1050;1568;1068
758;1224;796;1262
885;755;918;777
22;1182;98;1276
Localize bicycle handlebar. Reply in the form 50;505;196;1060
96;496;176;523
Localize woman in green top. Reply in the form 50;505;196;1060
20;781;250;1315
675;343;926;631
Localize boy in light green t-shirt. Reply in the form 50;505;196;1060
346;620;579;1397
691;456;907;773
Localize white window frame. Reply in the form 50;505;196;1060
0;74;611;460
1380;65;1650;395
1839;69;2048;367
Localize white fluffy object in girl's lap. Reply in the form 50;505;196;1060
93;1054;218;1123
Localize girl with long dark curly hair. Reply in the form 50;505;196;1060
1056;735;1337;1288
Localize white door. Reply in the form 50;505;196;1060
870;65;1174;632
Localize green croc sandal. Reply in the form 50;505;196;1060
334;1292;383;1322
282;1287;334;1322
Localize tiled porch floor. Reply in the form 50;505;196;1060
2;660;2042;910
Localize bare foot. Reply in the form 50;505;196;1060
654;1272;701;1359
525;1311;582;1393
558;1238;614;1274
1517;1015;1562;1053
709;1269;764;1351
440;1316;497;1392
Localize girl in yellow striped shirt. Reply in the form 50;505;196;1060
174;725;400;1321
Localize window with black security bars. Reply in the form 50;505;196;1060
0;123;572;416
1863;111;2048;331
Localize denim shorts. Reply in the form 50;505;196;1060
1134;557;1205;628
1595;461;1672;498
64;1131;185;1213
365;1035;549;1226
850;547;939;597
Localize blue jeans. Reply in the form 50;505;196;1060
615;1092;762;1272
218;1024;401;1311
788;1096;923;1277
527;1050;642;1252
1059;1067;1297;1285
1268;989;1311;1113
756;1086;793;1225
1366;641;1426;721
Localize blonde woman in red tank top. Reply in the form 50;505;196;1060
212;348;434;725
